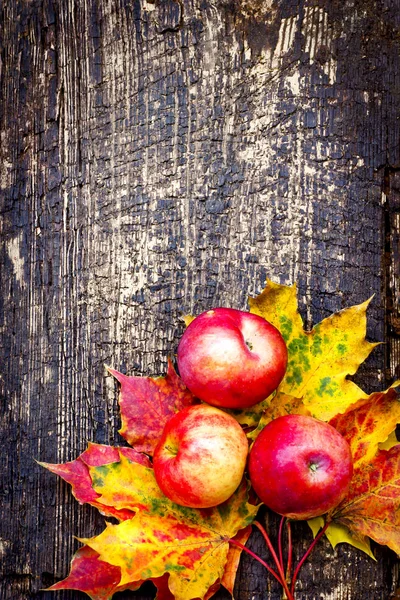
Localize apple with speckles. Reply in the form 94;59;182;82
176;308;288;409
153;404;249;508
248;414;353;520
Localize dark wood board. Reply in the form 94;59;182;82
1;0;400;598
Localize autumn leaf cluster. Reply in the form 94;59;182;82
42;281;400;600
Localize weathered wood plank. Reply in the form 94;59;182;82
1;0;399;598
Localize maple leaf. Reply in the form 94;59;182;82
192;527;252;600
107;358;197;454
248;279;378;421
46;545;140;600
49;533;251;600
89;454;258;531
227;397;272;429
380;430;400;451
47;545;178;600
327;386;400;554
40;443;151;521
221;526;252;594
88;453;167;514
81;459;257;600
248;393;310;441
88;453;255;518
308;518;375;559
329;385;400;469
182;314;195;327
332;446;400;554
86;454;255;598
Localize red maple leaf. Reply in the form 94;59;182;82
107;358;198;454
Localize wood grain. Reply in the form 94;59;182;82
1;0;399;598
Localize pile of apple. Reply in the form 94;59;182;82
153;308;353;520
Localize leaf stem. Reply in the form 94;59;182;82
286;520;293;582
228;538;283;586
253;521;293;600
290;520;330;596
278;516;286;573
231;518;329;600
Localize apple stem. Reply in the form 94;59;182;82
253;521;294;600
289;519;331;596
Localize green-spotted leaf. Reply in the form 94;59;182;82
89;453;180;517
226;396;273;428
249;280;378;421
248;394;310;441
82;477;258;600
89;456;257;533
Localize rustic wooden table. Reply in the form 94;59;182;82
1;0;399;598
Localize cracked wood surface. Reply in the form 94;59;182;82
1;0;400;598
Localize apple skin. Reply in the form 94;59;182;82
176;308;288;409
153;404;248;508
248;414;353;520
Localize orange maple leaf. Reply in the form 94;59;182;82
329;386;400;554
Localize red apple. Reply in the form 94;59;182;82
248;414;353;520
176;308;288;409
153;404;248;508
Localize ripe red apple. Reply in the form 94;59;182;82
153;404;248;508
176;308;288;409
248;414;353;520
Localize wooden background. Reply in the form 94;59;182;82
1;0;400;598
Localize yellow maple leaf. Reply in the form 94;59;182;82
83;514;228;599
308;517;375;559
84;458;258;600
248;393;310;441
182;314;195;327
248;280;378;421
380;430;399;451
